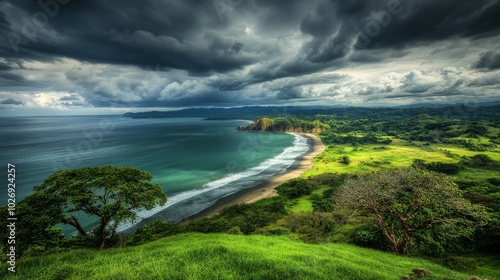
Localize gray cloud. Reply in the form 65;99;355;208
0;61;12;71
59;94;80;101
275;87;304;100
1;98;23;105
473;51;500;70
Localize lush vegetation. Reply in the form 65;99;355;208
3;105;500;278
1;233;474;280
0;166;167;254
335;168;487;255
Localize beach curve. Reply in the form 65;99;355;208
188;133;325;220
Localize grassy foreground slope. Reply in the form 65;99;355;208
4;233;472;280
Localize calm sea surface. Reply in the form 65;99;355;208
0;115;310;231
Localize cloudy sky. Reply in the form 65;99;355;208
0;0;499;115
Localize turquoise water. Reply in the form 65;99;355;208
0;115;310;230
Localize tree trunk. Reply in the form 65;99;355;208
98;218;109;250
99;238;106;250
374;213;406;255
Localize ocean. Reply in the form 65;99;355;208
0;115;310;232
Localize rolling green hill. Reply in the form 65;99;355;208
3;233;476;280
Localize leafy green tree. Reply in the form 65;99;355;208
334;168;487;255
32;166;167;249
1;192;64;256
465;154;498;168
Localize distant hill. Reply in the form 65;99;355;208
122;105;347;119
123;104;500;121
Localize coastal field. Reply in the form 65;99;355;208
303;137;500;178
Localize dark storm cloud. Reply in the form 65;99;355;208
467;0;500;37
0;72;24;82
275;0;500;73
473;51;500;70
0;0;499;111
245;0;500;85
0;61;12;71
353;0;500;49
1;98;23;105
0;62;26;86
2;0;499;74
0;10;9;38
250;0;311;34
327;0;500;55
0;0;253;73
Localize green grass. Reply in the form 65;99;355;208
434;145;500;161
289;198;314;212
459;167;500;180
3;233;480;280
303;136;499;178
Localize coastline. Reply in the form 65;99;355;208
184;133;326;221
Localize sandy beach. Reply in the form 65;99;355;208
188;133;325;220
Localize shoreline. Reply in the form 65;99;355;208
184;133;325;221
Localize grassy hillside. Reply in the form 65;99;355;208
3;233;475;280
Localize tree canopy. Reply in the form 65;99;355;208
334;168;487;255
24;166;166;250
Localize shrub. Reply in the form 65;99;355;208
226;226;243;235
126;220;172;245
340;156;350;165
424;162;461;175
253;226;291;236
311;196;334;212
276;179;313;199
466;154;497;167
184;197;288;235
185;217;230;233
353;226;386;250
284;212;337;243
487;178;500;186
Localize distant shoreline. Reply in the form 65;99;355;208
183;133;326;221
